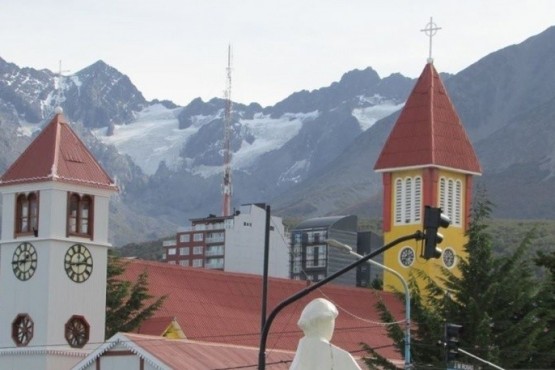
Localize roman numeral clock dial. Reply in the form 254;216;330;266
12;242;38;281
64;244;93;283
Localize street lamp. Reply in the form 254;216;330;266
327;239;411;370
258;231;423;370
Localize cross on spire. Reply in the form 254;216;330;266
54;60;71;113
421;17;442;63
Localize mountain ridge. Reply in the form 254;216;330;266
0;25;554;245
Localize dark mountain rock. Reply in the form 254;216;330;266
1;25;555;245
63;60;147;129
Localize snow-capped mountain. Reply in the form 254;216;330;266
1;25;555;245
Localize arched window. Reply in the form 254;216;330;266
394;179;403;224
15;192;39;236
67;193;94;238
394;176;422;225
438;176;463;227
454;180;462;226
404;178;412;223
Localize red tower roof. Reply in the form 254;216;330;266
374;62;481;174
0;112;117;190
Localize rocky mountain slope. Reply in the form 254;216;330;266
0;26;554;245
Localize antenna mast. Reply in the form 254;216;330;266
222;45;233;217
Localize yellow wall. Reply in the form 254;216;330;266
382;168;469;293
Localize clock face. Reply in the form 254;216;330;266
65;315;89;348
399;247;415;267
64;244;93;283
12;242;38;281
12;314;34;347
443;248;456;268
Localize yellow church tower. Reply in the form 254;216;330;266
374;61;481;292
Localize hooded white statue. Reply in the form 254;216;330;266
290;298;362;370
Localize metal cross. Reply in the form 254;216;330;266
421;17;442;63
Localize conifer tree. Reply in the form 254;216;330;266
105;253;166;338
364;194;550;369
533;250;555;367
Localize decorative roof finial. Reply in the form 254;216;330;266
54;106;63;114
420;17;442;64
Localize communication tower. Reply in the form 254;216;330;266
222;45;233;217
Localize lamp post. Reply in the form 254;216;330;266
257;231;423;370
327;239;411;370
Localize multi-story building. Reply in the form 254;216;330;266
162;203;290;278
290;215;383;287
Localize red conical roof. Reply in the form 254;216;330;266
0;112;117;190
374;62;481;174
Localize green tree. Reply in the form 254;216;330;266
533;250;555;367
105;253;167;338
364;195;551;369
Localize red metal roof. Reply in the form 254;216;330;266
126;259;405;362
124;333;295;369
374;62;481;174
0;112;117;190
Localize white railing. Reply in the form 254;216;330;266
162;240;176;247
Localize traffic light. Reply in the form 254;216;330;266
445;323;462;362
423;206;450;259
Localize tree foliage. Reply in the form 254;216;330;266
364;194;554;369
105;253;167;338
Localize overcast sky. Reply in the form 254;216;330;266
1;1;553;107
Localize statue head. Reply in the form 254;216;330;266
297;298;338;341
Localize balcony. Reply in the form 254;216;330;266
162;240;177;247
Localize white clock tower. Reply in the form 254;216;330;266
0;111;117;369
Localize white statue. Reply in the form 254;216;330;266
290;298;362;370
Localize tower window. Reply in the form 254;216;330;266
67;193;94;238
394;176;422;225
438;177;463;227
15;192;39;237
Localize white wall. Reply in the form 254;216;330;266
224;205;290;278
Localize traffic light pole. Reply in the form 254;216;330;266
257;231;424;370
327;239;412;370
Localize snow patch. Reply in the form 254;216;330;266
93;104;188;175
16;122;42;137
95;107;319;177
279;159;310;184
352;101;404;131
192;111;319;178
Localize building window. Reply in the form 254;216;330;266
438;177;463;227
193;233;203;242
179;260;189;267
394;176;422;225
65;315;89;348
15;192;39;236
168;248;176;255
179;234;190;243
192;259;203;267
12;313;34;347
179;247;190;255
206;257;224;269
206;245;224;256
193;246;203;255
168;260;177;265
67;193;94;238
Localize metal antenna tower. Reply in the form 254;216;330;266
222;45;233;217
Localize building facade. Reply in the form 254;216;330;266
290;215;383;287
162;203;290;278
